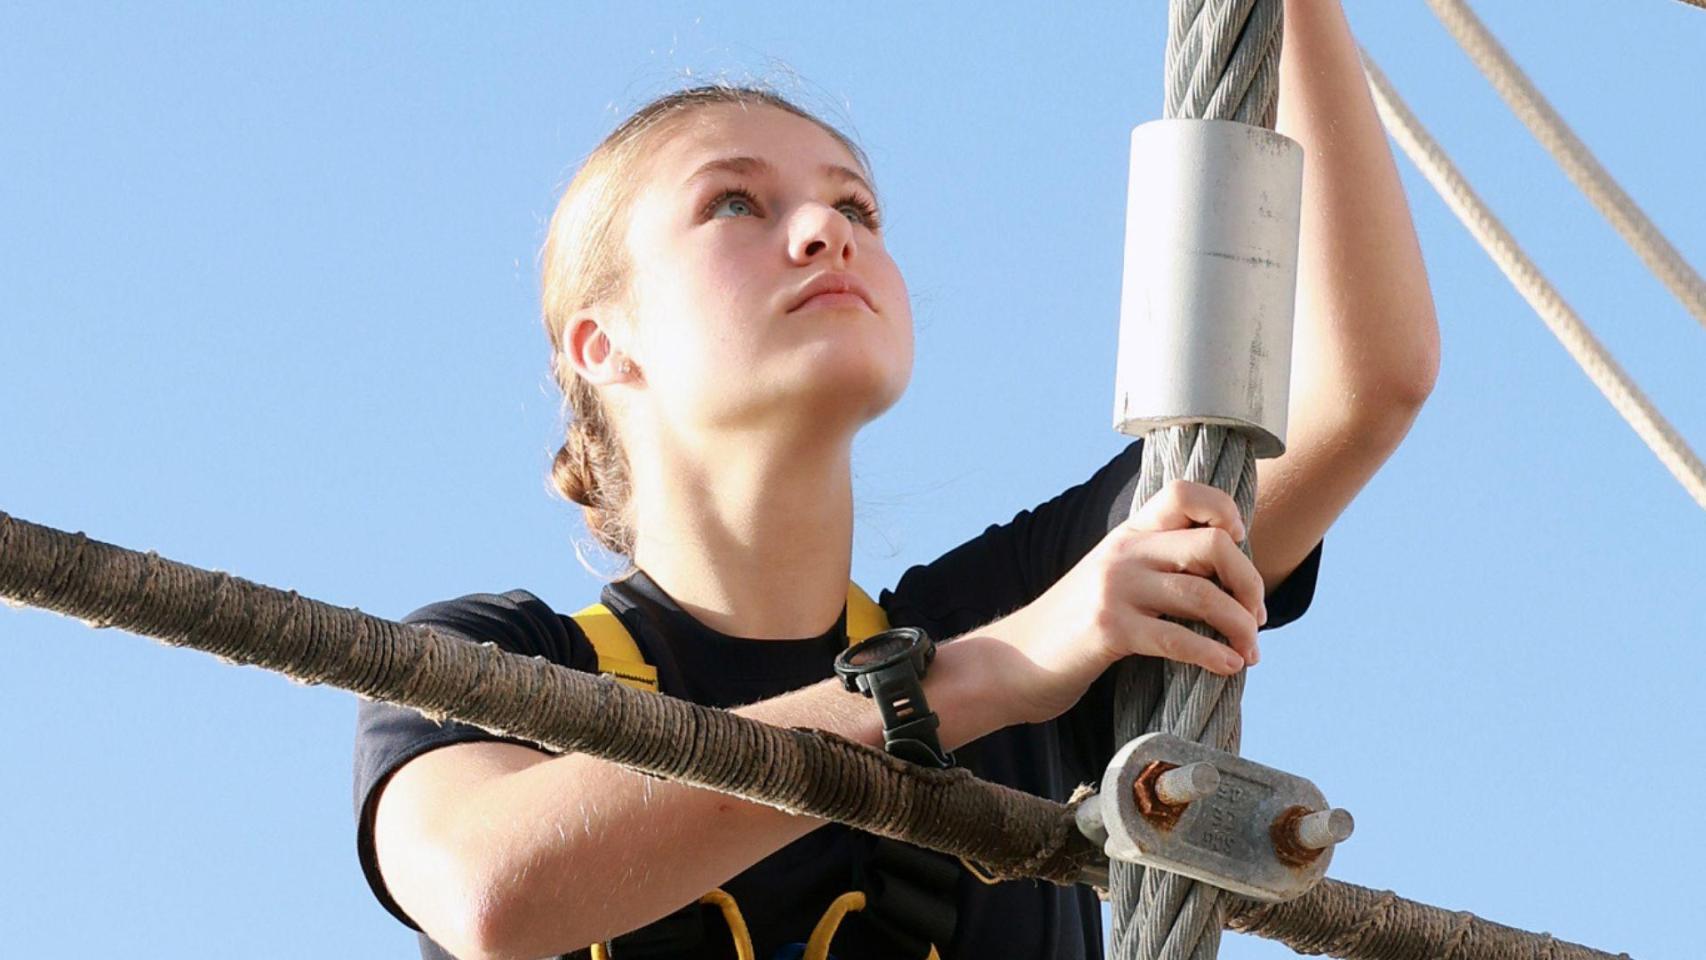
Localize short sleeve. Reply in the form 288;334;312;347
351;589;595;932
879;437;1325;782
883;438;1323;634
882;440;1154;636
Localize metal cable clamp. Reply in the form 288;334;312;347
1074;733;1353;901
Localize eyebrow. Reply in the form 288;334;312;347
682;155;877;200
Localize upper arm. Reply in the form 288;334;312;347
1251;393;1423;590
371;740;555;947
350;589;595;941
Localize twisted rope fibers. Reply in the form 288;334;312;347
1222;882;1632;959
1112;428;1259;960
0;510;1097;886
1164;0;1284;128
1426;0;1706;335
1363;57;1706;512
0;511;1636;957
1110;0;1283;956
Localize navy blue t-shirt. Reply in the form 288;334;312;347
352;439;1322;959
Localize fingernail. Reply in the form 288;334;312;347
1259;603;1269;626
1249;645;1261;665
1223;652;1244;672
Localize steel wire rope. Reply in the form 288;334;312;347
1109;2;1284;958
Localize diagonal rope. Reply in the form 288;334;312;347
1425;0;1706;335
1110;3;1284;959
0;509;1634;959
1363;55;1706;512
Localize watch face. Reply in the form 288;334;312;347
845;632;916;669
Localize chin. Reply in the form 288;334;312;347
776;353;910;426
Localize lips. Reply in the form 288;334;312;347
787;272;874;313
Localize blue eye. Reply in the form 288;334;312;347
708;189;759;219
837;195;882;230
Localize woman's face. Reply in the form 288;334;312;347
616;103;913;446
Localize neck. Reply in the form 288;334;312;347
627;425;855;640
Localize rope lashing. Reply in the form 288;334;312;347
0;510;1636;958
1111;1;1287;958
1223;882;1632;960
0;511;1097;887
1363;56;1706;512
1426;0;1706;335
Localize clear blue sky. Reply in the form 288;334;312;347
3;3;1702;957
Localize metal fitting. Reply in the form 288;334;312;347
1082;733;1350;902
1270;805;1355;867
1112;119;1306;458
1134;760;1221;829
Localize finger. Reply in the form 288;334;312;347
1130;527;1266;625
1128;479;1246;541
1133;618;1246;675
1139;573;1260;662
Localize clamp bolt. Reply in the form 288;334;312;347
1271;805;1354;866
1134;760;1219;828
1154;761;1220;806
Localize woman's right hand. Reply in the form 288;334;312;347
988;479;1268;727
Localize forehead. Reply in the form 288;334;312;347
645;102;864;186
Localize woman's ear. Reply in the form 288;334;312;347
564;309;640;385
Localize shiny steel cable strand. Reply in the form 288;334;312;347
1426;0;1706;334
1108;1;1283;959
1363;56;1706;511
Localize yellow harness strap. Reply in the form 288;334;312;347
843;582;889;643
579;583;942;960
589;888;755;960
574;583;887;693
571;602;660;692
803;890;942;960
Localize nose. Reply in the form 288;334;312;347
787;202;857;265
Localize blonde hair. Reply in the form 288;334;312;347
540;84;872;559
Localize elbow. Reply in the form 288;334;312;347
1363;310;1441;424
425;882;519;960
1394;321;1441;412
442;887;599;960
379;834;536;960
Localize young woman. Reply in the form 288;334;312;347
352;3;1438;958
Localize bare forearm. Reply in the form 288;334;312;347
449;633;1007;960
1278;0;1439;406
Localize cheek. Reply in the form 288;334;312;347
629;275;759;418
663;242;766;340
879;262;915;360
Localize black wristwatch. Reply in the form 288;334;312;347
833;626;954;769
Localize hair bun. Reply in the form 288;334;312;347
551;421;601;508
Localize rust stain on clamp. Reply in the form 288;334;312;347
1133;760;1190;829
